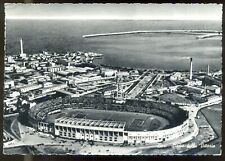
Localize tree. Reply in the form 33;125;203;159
18;103;30;125
16;98;23;111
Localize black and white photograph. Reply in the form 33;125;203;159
3;3;222;155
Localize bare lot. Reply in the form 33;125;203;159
159;93;192;104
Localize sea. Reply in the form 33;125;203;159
5;20;222;71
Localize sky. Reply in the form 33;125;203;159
5;3;222;20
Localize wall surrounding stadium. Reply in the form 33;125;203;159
26;96;189;145
40;116;189;145
124;119;189;144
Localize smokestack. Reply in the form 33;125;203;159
190;57;193;80
20;38;23;55
207;64;210;75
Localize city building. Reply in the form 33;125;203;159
46;66;64;73
182;85;205;95
170;72;182;81
41;83;67;94
18;84;42;93
5;79;15;89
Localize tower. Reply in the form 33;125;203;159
20;38;23;55
207;64;210;75
19;38;26;58
189;57;193;80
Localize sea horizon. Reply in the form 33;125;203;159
5;19;222;71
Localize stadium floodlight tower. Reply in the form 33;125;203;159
189;57;193;80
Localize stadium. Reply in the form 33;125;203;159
23;95;189;145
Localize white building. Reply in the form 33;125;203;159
4;97;17;106
187;79;202;86
170;72;182;81
117;71;130;77
7;56;15;63
205;86;221;95
103;69;117;77
16;66;27;73
9;91;20;98
47;66;64;73
69;75;115;84
5;80;15;89
41;84;67;94
43;82;53;88
5;104;17;112
18;84;42;93
5;66;14;73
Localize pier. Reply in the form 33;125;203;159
82;30;221;38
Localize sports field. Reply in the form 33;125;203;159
47;109;170;131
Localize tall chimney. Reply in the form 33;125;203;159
189;57;193;80
207;64;210;75
20;38;23;55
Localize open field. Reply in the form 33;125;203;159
201;104;222;137
47;109;170;131
3;146;30;155
195;104;222;155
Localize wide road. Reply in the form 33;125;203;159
126;72;161;99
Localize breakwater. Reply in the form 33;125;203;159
82;30;221;38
